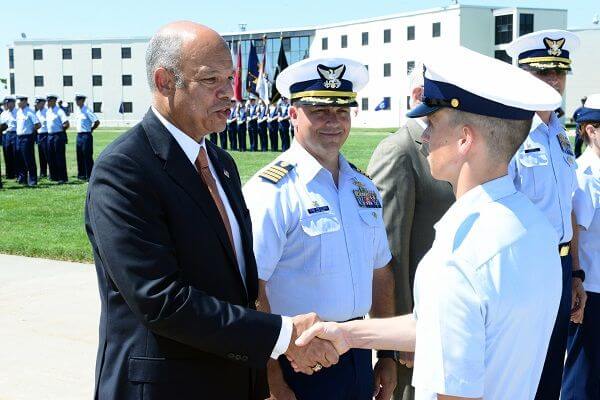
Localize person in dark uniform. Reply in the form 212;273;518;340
247;97;259;151
34;97;49;178
1;96;18;180
257;100;268;152
278;97;291;151
45;94;70;183
15;95;41;186
237;100;247;152
218;125;228;150
267;102;279;152
227;99;238;151
74;94;100;180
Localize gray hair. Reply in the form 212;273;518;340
448;109;532;164
145;31;185;91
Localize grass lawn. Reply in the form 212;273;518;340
0;127;395;262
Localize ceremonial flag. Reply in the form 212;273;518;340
270;39;289;103
256;37;270;104
246;41;259;96
374;98;390;111
233;42;243;102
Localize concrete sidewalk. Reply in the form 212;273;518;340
0;254;98;400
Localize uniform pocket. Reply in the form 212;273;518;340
358;209;384;265
300;213;341;275
517;149;550;201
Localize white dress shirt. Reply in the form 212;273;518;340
509;112;577;243
151;107;292;358
75;105;98;132
16;107;39;135
244;140;392;322
412;176;561;400
573;148;600;293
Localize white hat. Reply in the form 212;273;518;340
506;29;579;72
46;93;59;100
407;45;562;120
75;93;87;99
276;57;368;107
16;94;28;100
3;95;16;102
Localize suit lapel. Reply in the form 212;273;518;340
207;143;257;299
141;110;239;271
406;118;428;157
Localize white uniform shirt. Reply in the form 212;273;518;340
46;105;68;133
0;108;17;132
150;107;292;359
36;108;48;133
573;148;600;293
412;176;561;400
243;141;392;322
16;107;39;135
509;113;577;243
75;105;98;132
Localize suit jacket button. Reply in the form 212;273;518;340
242;355;248;361
227;353;235;359
235;355;242;360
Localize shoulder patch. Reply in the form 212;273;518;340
348;162;371;180
259;160;295;184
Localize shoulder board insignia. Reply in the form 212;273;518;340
348;162;371;180
259;160;295;184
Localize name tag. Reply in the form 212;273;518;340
307;205;330;214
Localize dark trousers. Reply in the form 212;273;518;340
279;120;290;151
279;348;373;400
48;132;68;182
2;131;17;179
574;133;584;158
258;121;268;151
227;123;238;151
37;132;48;177
535;249;573;400
237;123;247;151
0;133;3;188
76;132;94;180
248;120;258;151
16;134;37;185
562;292;600;400
268;122;279;152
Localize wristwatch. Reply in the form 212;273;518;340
572;269;586;282
376;350;398;360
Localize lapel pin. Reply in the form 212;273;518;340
224;170;230;178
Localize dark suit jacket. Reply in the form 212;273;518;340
367;119;455;400
85;109;282;400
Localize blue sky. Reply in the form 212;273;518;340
1;0;598;92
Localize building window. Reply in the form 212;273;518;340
495;14;513;45
321;37;328;50
364;64;368;71
67;102;74;114
520;14;534;36
92;47;102;59
362;32;369;46
93;102;102;113
122;102;133;113
383;29;391;43
62;48;72;60
407;61;416;75
63;75;73;86
341;35;348;48
34;76;44;87
8;48;14;69
33;49;43;60
92;75;103;86
407;96;411;110
121;47;132;59
383;63;391;77
432;22;441;37
361;98;369;111
494;50;512;64
122;75;133;86
407;26;415;40
9;72;15;94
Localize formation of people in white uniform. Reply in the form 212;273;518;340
0;93;99;187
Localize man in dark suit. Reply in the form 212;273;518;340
85;21;337;400
366;65;455;400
